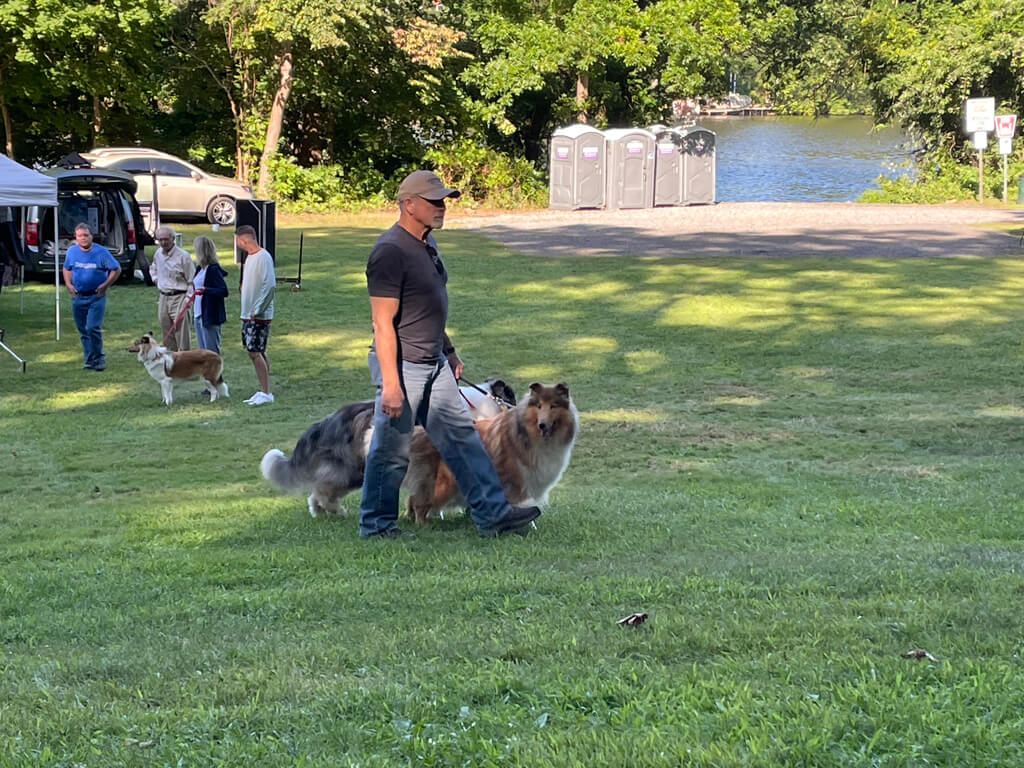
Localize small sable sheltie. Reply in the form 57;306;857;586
261;380;577;521
127;332;229;405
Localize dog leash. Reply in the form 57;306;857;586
458;376;515;411
162;292;198;346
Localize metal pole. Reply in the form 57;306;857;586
978;150;983;203
54;207;60;340
151;170;160;232
1003;154;1008;203
19;210;25;314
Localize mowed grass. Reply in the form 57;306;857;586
3;213;1024;766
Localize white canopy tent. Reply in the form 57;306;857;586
0;154;61;346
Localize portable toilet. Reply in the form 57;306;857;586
604;128;656;210
549;124;607;210
652;128;685;206
680;126;716;204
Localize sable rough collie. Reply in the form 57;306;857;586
405;382;578;523
260;381;577;521
127;332;229;405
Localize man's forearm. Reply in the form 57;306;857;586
374;324;401;389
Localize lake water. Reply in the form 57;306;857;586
697;115;910;202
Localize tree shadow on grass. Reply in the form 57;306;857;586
466;220;1024;260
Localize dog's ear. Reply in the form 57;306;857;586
555;383;569;397
529;382;543;394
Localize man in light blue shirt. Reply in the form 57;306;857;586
61;223;121;371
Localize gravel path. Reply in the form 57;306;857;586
453;203;1024;259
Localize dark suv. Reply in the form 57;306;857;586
24;167;153;277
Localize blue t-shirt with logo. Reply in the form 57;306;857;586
64;244;119;294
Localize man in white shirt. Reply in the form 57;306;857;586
236;224;276;405
151;226;195;351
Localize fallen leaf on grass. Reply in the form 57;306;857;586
900;649;938;662
124;739;156;748
617;612;648;626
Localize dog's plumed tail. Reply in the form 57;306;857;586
261;448;302;490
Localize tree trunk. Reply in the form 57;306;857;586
0;77;13;159
257;49;293;198
576;72;589;123
92;94;103;143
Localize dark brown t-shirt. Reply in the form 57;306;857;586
366;223;449;364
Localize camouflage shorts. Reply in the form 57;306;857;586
241;320;271;353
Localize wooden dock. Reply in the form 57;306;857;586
703;105;775;116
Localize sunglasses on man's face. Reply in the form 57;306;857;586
418;196;447;208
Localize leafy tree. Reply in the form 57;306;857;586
873;0;1024;157
0;0;166;161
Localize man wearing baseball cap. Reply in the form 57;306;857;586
358;170;541;539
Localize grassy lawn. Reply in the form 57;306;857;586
3;213;1024;766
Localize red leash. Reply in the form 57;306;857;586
162;292;198;346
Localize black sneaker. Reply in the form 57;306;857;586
479;506;542;538
364;527;417;540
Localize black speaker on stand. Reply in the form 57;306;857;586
235;199;277;287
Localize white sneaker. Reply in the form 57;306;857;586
246;391;275;406
243;391;262;404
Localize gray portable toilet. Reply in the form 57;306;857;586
549;124;607;210
680;126;716;204
653;128;685;206
604;128;656;210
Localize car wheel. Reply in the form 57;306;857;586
207;196;236;226
117;255;136;283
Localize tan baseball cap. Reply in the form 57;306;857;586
397;170;461;202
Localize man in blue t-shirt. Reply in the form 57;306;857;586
61;223;121;371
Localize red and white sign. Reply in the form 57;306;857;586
995;114;1017;139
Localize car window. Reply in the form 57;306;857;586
56;189;124;249
108;158;152;175
151;159;193;177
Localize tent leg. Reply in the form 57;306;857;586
20;214;25;314
54;213;60;340
0;330;27;373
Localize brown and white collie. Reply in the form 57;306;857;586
404;382;578;523
260;381;578;521
127;332;229;405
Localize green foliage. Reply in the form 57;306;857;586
862;153;1024;204
4;0;1023;201
873;0;1024;156
267;156;391;211
424;140;548;208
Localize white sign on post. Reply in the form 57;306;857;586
973;131;988;150
964;98;996;133
999;137;1013;155
995;114;1017;138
